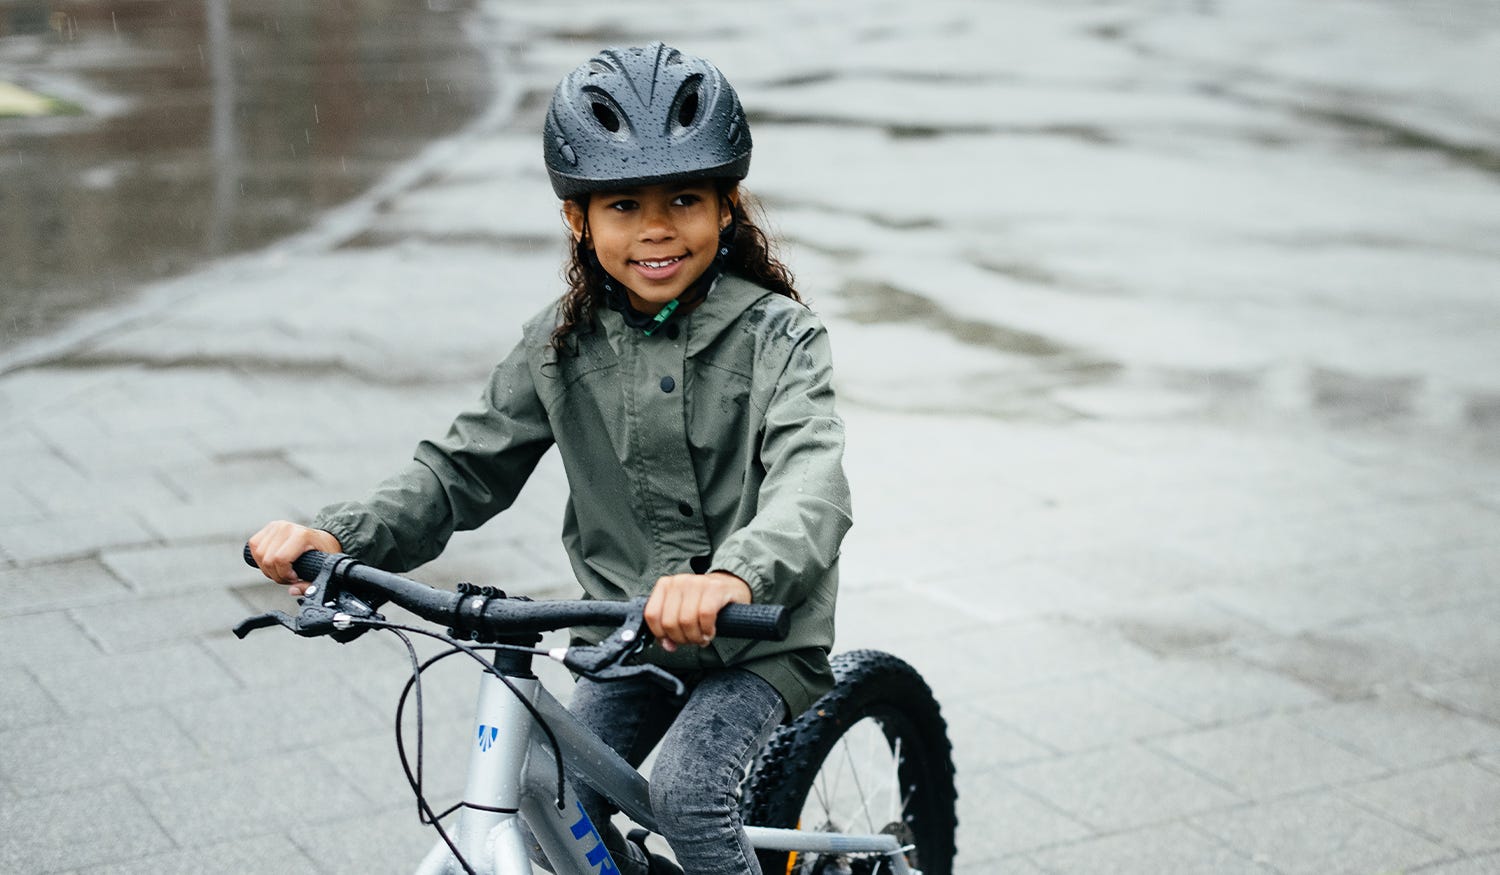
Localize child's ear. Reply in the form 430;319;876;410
719;185;740;230
562;200;588;243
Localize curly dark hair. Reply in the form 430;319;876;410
550;183;800;353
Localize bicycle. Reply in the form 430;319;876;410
235;547;957;875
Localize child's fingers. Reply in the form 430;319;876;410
658;578;689;645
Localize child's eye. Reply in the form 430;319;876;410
672;194;702;207
607;199;638;212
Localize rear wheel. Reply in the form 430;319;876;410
741;650;957;875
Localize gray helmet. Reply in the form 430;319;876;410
543;42;751;199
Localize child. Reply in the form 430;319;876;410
249;42;851;875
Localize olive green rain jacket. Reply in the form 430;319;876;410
311;274;852;716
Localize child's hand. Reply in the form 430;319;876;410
645;571;752;652
248;521;343;596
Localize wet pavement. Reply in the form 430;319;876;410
0;0;488;342
3;0;1500;872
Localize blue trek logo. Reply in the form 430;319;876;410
570;801;621;875
475;724;499;752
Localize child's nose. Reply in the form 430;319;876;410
639;204;675;239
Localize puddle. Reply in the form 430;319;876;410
0;0;489;345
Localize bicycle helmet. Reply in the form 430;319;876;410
544;42;752;199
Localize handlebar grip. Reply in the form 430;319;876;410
716;603;789;641
242;544;332;583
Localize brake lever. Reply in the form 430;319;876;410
233;558;383;643
557;597;686;698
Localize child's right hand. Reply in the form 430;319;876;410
247;521;343;596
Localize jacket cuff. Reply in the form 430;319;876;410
309;506;372;560
709;554;770;604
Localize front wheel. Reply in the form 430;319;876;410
742;650;957;875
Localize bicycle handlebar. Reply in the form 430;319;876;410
241;546;789;642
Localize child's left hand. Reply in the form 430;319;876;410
645;571;752;652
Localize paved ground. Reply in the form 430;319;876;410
3;1;1500;873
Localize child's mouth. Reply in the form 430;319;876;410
630;254;687;280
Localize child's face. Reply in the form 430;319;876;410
566;181;734;314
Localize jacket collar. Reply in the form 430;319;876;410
597;273;774;358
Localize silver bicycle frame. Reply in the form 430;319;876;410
411;661;914;875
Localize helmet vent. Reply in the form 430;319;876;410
677;89;700;128
670;76;704;133
591;101;621;133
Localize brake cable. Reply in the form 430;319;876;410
344;617;570;875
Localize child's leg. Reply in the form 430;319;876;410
649;669;785;875
566;675;679;873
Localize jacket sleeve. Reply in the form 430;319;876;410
311;336;555;572
709;319;853;607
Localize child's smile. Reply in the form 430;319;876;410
567;180;733;315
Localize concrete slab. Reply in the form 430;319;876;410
1028;822;1272;875
1342;762;1500;855
1190;792;1452;875
1005;744;1244;833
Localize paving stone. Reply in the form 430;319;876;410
833;580;994;653
1201;568;1393;636
201;616;414;691
954;768;1091;857
957;855;1049;875
0;610;101;666
1412;853;1500;873
132;749;370;845
1351;544;1500;614
1114;654;1325;727
1151;714;1388;800
0;448;93;499
0;559;133;617
30;642;239;714
917;559;1115;624
1006;743;1242;832
71;588;250;653
0;783;174;872
972;676;1191;753
1233;626;1466;700
165;682;387;760
1343;761;1500;854
1095;591;1275;656
944;701;1055;771
0;666;63;731
158;456;312;502
136;490;303;544
290;803;443;874
1029;822;1272;874
407;531;574;597
1417;674;1500;724
0;483;44;525
24;470;188;516
0;512;158;564
1295;692;1500;769
0;706;210;794
1355;605;1500;679
47;432;210;477
917;619;1156;707
77;833;321;875
316;713;474;804
1192;792;1451;875
100;539;262;596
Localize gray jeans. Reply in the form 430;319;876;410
566;668;785;875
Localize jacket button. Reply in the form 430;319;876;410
678;502;693;517
665;323;680;340
689;555;711;574
660;375;676;393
